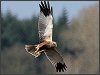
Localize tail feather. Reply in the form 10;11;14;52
25;45;37;54
25;45;44;57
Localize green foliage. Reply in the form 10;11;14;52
1;3;99;74
1;12;39;49
54;8;69;50
1;8;69;50
1;9;69;73
57;8;69;31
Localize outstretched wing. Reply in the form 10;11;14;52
38;1;53;42
44;48;67;72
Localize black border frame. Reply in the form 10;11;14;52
0;0;99;75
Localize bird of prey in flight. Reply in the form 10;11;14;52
25;1;67;72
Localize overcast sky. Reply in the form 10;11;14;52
1;1;98;21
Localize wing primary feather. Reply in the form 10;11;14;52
44;48;67;72
63;64;67;70
39;4;42;11
44;1;48;17
47;1;50;10
41;1;45;8
39;1;52;16
38;1;53;42
62;68;64;72
56;62;67;72
51;6;53;15
44;1;47;9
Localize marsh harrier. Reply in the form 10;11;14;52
25;1;67;72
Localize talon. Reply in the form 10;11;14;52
34;51;41;58
36;47;39;50
33;49;45;58
34;45;40;54
35;45;39;50
34;50;38;54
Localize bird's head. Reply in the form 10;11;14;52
52;41;57;47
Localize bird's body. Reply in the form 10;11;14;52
25;1;67;72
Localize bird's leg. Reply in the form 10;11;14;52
34;42;47;54
25;42;46;58
34;50;45;58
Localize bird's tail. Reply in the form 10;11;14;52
25;45;37;53
25;45;39;57
25;44;44;58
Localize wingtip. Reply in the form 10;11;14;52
55;62;67;72
51;6;53;15
39;1;52;16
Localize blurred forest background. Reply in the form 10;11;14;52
1;2;99;74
